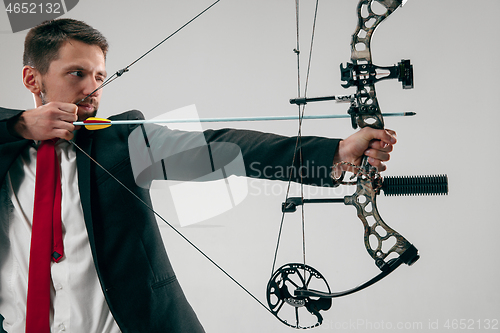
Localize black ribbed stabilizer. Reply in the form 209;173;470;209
382;175;448;196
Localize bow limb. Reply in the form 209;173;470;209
344;0;411;130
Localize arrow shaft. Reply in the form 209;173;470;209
74;112;414;126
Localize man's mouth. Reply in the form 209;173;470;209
78;103;95;112
76;100;98;120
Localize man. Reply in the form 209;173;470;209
0;19;396;332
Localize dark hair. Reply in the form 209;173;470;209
23;18;109;74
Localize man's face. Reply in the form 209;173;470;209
38;39;107;121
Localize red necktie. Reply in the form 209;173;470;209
26;139;64;333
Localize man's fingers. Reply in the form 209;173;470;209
53;101;78;114
53;102;78;120
53;129;74;141
361;127;396;143
335;127;397;173
363;128;396;163
364;148;391;162
45;102;78;134
376;128;397;145
42;110;76;130
13;102;78;141
367;157;387;171
385;129;396;137
57;110;78;123
368;140;393;152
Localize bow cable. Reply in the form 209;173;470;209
270;0;320;278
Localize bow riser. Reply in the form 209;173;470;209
344;176;419;269
346;1;419;270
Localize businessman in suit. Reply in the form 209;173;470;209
0;19;396;332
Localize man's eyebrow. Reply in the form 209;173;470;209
63;64;85;71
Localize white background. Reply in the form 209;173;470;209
1;0;499;332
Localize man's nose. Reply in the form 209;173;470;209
82;76;102;98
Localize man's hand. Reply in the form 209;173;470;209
334;127;397;172
11;102;78;141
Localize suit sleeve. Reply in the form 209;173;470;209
203;128;340;187
127;119;340;187
0;107;25;144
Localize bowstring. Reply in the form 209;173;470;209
270;0;320;277
77;0;221;105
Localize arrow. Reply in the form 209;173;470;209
74;112;416;130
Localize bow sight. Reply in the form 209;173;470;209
340;59;414;90
290;59;414;129
289;58;414;129
342;59;414;129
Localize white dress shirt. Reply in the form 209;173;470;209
0;140;121;333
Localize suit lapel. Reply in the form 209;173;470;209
74;131;98;256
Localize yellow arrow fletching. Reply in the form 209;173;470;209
83;117;112;130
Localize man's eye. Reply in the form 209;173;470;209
70;71;83;77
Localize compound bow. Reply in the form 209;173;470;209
265;0;448;329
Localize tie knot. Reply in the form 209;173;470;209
39;138;59;148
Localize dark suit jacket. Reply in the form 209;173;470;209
0;107;339;332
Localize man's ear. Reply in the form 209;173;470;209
22;66;42;95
